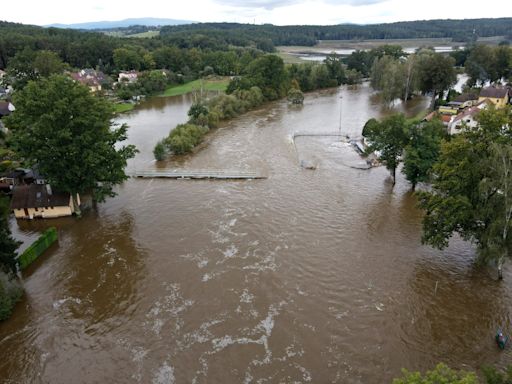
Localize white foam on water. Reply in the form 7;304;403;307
223;244;238;259
144;283;194;335
53;297;82;310
152;361;175;384
179;318;225;350
180;251;208;269
240;289;254;303
131;346;148;382
202;273;212;282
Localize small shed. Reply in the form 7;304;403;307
10;184;80;219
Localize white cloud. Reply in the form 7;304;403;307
1;0;511;26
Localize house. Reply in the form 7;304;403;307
478;86;510;109
118;71;139;83
10;184;80;219
453;93;479;109
438;105;459;115
69;69;106;93
448;99;492;135
0;101;15;117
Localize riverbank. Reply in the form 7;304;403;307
159;78;230;97
114;102;135;114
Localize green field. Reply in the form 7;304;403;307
126;30;160;38
160;78;230;97
114;103;135;113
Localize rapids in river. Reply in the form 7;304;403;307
2;83;511;383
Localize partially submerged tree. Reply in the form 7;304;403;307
287;88;304;104
416;51;457;110
419;107;512;279
5;75;137;213
363;114;410;185
402;119;446;191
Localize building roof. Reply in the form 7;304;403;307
454;93;478;103
452;106;482;124
10;184;70;209
480;87;509;99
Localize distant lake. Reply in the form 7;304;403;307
296;46;456;62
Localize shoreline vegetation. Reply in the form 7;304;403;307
159;78;230;97
153;54;349;159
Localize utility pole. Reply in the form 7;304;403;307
339;95;343;138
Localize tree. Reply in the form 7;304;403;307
0;197;19;275
6;48;66;89
32;50;66;77
245;55;288;101
363;114;410;185
371;55;404;105
393;363;478;384
153;140;167;161
5;75;137;212
419;107;512;279
416;51;457;110
113;47;142;71
324;53;345;85
402;119;446;191
465;45;498;86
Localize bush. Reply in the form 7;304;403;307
153;139;167;161
0;272;22;321
287;88;304;104
166;123;208;155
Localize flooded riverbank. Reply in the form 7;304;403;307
2;84;512;383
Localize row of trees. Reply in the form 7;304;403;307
464;44;512;86
154;54;348;158
369;49;457;107
160;18;512;46
363;115;446;188
364;107;512;279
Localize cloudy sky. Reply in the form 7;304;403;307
3;0;511;26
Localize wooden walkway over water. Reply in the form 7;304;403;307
130;169;266;180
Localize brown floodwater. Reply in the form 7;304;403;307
2;84;512;383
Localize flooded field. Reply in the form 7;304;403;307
2;83;512;383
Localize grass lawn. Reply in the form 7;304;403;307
114;103;135;113
160;78;230;97
126;30;160;38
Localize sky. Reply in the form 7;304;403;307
2;0;511;26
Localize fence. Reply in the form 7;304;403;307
17;227;58;270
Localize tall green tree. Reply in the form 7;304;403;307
416;51;457;110
245;55;288;101
363;114;410;185
324;53;345;86
5;75;137;212
465;45;498;86
370;55;404;105
403;119;446;191
419;107;512;279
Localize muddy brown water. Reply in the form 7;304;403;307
2;84;512;383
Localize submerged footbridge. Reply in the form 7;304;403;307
130;169;267;180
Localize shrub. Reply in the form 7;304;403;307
153;140;167;161
166;124;208;155
0;272;22;321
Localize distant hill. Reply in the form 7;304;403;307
47;18;194;30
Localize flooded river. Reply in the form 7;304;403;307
2;84;512;383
